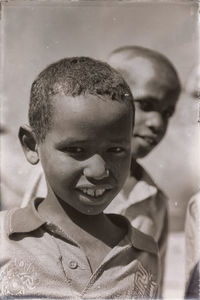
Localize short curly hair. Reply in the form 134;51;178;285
29;56;134;143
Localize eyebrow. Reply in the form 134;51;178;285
56;138;89;147
109;138;130;143
135;96;159;102
56;137;130;148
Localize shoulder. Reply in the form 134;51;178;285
185;191;200;234
0;209;13;236
0;199;45;238
0;209;8;220
187;191;200;214
185;191;200;236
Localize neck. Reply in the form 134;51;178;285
38;186;111;239
38;186;126;251
120;157;142;198
131;156;143;180
57;196;107;232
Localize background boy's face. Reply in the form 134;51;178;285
38;93;133;215
128;57;179;158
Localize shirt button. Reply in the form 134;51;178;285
69;260;78;269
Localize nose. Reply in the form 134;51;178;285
83;154;109;180
145;112;165;135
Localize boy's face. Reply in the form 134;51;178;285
128;57;179;158
38;93;133;215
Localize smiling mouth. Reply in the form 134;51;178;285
135;135;158;146
76;187;112;198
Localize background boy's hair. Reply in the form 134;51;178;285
108;45;181;96
29;56;134;143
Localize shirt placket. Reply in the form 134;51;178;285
80;236;132;298
45;223;93;295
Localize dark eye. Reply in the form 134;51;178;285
162;108;174;119
62;147;84;154
107;147;125;154
135;100;154;111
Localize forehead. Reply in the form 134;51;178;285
50;93;133;135
110;55;178;102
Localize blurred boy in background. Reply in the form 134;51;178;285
184;191;200;299
105;46;181;291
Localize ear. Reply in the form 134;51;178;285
18;125;39;165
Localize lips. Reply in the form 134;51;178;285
134;134;158;146
76;184;113;198
77;187;110;198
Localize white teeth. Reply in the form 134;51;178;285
87;189;95;196
95;189;105;197
79;188;106;197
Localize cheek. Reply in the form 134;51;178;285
40;150;81;185
163;119;169;131
134;110;146;130
159;123;168;140
54;159;81;181
110;156;131;181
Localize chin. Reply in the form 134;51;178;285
76;205;105;216
133;146;154;159
137;151;150;159
133;150;149;159
84;208;103;215
76;191;117;215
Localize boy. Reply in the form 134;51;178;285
106;46;181;236
0;57;159;298
21;46;181;290
105;46;181;290
184;191;200;299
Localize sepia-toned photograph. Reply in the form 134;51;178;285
0;0;199;298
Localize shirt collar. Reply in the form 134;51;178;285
128;180;157;203
6;186;68;237
7;191;158;256
6;198;45;236
108;214;158;255
122;159;158;204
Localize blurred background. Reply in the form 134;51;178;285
1;0;199;298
